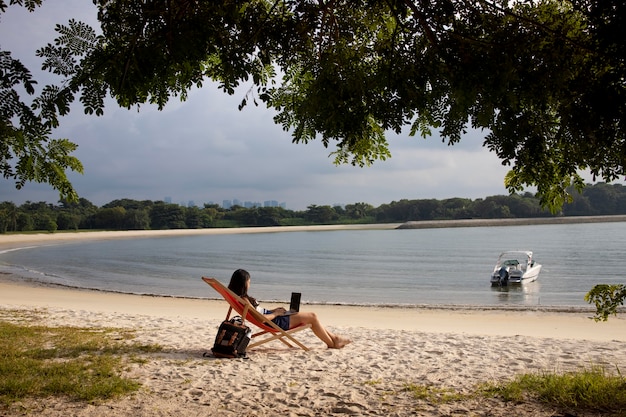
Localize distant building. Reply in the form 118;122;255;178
218;198;288;209
243;201;262;208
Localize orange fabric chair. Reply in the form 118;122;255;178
202;277;310;351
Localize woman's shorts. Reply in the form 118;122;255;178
272;315;290;331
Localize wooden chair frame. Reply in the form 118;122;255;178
203;277;310;351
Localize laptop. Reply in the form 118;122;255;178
283;292;301;315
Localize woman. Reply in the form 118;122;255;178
228;269;351;349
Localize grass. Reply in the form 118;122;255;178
403;383;468;403
480;366;626;415
2;309;624;415
401;366;626;415
0;319;162;406
363;379;382;386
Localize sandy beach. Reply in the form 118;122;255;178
0;224;401;251
2;227;626;416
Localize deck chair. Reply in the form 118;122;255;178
202;277;310;351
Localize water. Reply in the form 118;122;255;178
1;222;625;308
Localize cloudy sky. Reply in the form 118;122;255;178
2;1;523;210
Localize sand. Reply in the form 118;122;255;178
1;227;626;416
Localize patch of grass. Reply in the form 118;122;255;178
480;366;626;415
363;379;382;386
403;383;468;403
0;320;162;406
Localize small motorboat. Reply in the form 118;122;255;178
490;251;541;286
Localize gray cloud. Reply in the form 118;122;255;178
1;1;519;210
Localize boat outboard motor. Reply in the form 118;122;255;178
498;267;509;286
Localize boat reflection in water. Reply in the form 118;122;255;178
491;280;542;306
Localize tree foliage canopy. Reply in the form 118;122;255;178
1;0;625;212
1;0;84;201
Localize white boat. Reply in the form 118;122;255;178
490;251;542;286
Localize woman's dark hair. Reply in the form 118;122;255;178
228;269;258;306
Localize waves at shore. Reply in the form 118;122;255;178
0;269;601;315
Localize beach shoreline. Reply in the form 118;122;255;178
2;214;626;250
0;223;401;251
2;217;624;307
1;219;624;319
2;279;624;342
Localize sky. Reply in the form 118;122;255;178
2;2;527;211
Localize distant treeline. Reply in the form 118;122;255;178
1;183;625;233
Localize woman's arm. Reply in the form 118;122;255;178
262;307;287;320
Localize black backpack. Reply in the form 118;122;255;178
209;316;251;358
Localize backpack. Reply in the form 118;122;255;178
209;316;251;358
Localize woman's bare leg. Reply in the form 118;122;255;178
289;311;351;348
329;332;351;349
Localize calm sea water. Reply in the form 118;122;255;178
1;222;625;308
